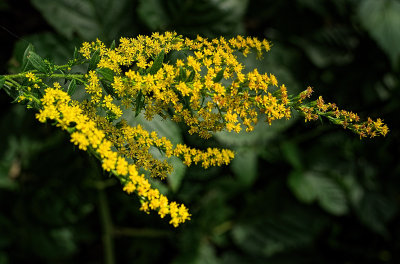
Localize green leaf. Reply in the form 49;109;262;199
288;170;318;203
166;156;186;192
138;0;247;36
232;207;326;257
358;0;400;68
317;177;348;216
100;80;117;97
110;40;116;50
281;141;302;170
0;76;5;90
215;117;294;148
288;171;348;215
231;147;258;186
213;67;225;83
124;111;185;192
31;0;137;41
137;0;170;31
27;51;49;74
179;67;187;81
149;50;165;75
67;79;77;96
73;47;79;60
186;70;195;83
88;49;100;72
12;33;80;70
135;91;144;117
21;43;35;71
356;193;397;236
96;68;115;82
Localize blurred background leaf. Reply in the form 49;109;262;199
358;0;400;69
0;0;399;263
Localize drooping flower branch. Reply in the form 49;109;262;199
0;32;388;227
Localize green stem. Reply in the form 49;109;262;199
89;155;116;264
5;72;86;84
98;185;116;264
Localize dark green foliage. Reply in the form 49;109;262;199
67;79;76;96
21;44;35;72
149;50;165;75
0;76;5;90
88;49;100;72
26;51;50;74
0;0;399;263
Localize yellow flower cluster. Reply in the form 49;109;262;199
20;32;388;228
293;91;389;138
79;32;284;139
25;72;37;82
123;173;190;227
87;112;235;179
36;86;190;227
85;70;103;103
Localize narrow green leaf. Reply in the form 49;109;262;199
73;47;79;60
213;67;225;82
97;68;115;82
110;40;116;50
27;51;49;74
67;79;76;96
101;80;117;97
149;50;165;75
88;49;100;72
21;44;35;71
135;91;144;117
186;70;195;82
179;67;187;81
0;76;5;90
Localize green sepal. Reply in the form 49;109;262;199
67;79;77;96
27;51;50;74
96;68;115;82
149;50;165;75
0;76;5;90
213;66;226;83
21;44;35;72
88;49;100;72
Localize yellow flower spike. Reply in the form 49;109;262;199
123;182;136;194
70;132;90;151
79;42;91;59
20;32;387;228
116;157;128;176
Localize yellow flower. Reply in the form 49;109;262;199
25;72;37;82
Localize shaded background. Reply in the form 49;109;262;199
0;0;399;263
